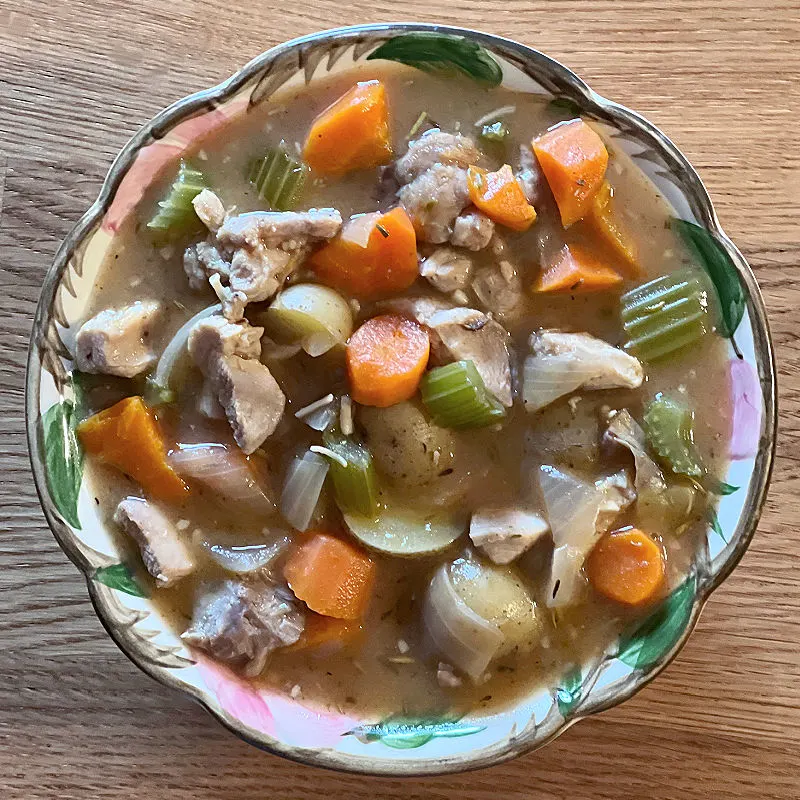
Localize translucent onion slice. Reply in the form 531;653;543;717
522;354;597;413
280;450;329;531
195;533;289;574
423;563;504;681
262;284;353;357
170;443;274;514
150;304;221;395
538;465;608;608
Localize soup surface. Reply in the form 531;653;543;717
74;62;730;719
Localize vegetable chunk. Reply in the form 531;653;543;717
284;533;376;620
346;315;430;407
534;243;623;294
587;528;665;606
310;207;418;298
77;396;188;503
532;119;608;227
466;164;537;231
303;80;393;175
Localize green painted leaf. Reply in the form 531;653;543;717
617;575;696;670
548;97;583;117
367;33;502;86
41;385;84;529
346;714;486;750
93;564;148;598
556;665;584;717
705;476;739;496
672;219;745;337
706;507;728;544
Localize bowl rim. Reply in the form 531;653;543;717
25;21;777;776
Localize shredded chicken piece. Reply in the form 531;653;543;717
426;307;514;407
450;209;495;251
398;164;471;244
114;497;194;587
188;315;285;454
395;130;479;183
182;579;304;676
192;189;227;232
74;301;161;378
472;261;524;318
420;247;473;293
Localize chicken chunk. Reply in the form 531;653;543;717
184;240;232;291
450;209;495;251
469;508;550;564
182;579;304;676
523;330;644;413
185;207;342;321
113;497;194;587
398;164;471;244
426;307;513;406
188;315;285;454
395;129;479;183
216;209;342;251
192;189;227;233
419;247;473;293
75;301;161;378
472;260;524;318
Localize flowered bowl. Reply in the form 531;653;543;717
26;23;776;775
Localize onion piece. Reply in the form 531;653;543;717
150;303;221;393
522;353;594;413
473;105;516;127
423;563;504;681
195;534;290;574
261;284;353;357
604;409;667;494
170;443;274;514
294;394;336;432
538;465;633;607
280;450;329;531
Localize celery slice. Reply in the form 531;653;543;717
147;160;207;235
620;268;711;361
480;121;509;142
642;395;704;478
248;143;308;211
421;360;506;429
321;433;379;517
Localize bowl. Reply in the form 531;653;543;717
26;22;777;775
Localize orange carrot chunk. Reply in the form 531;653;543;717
587;528;666;606
303;80;393;175
466;164;537;232
284;533;376;620
77;396;188;503
346;314;430;407
584;181;640;276
285;612;363;653
310;207;418;298
534;243;623;293
532;119;609;227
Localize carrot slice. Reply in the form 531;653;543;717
284;533;376;620
303;80;393;175
587;528;666;606
77;396;188;503
584;181;640;276
346;314;430;407
310;207;418;298
533;119;608;227
534;243;623;293
467;164;537;232
284;612;363;653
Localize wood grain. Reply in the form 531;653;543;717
1;1;798;797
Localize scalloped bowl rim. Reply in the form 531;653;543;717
25;22;777;776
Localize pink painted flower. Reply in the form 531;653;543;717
195;656;275;736
267;693;354;749
102;94;249;233
728;358;762;459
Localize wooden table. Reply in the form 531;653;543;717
2;2;798;797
